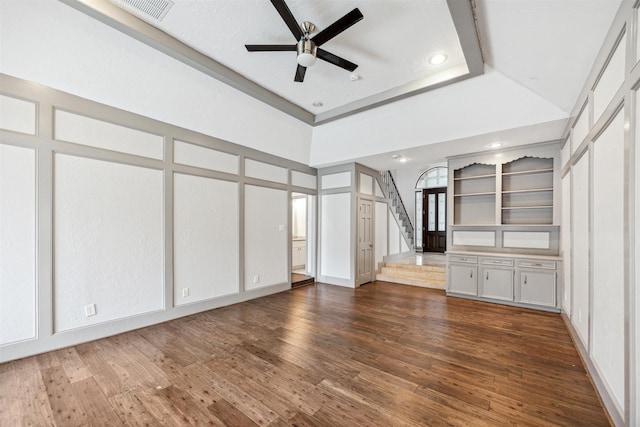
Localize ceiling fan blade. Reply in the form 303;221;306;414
317;49;358;72
294;65;307;82
271;0;304;40
312;8;363;47
245;44;296;52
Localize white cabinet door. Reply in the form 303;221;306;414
292;241;306;268
517;270;556;307
480;268;513;301
449;264;477;295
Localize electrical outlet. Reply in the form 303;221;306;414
278;224;285;232
253;275;260;284
84;304;96;317
182;288;190;297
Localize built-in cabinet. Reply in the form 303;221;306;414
292;239;306;269
446;143;561;312
447;252;561;311
479;257;514;301
448;255;478;295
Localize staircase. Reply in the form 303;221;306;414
376;254;447;290
379;170;414;247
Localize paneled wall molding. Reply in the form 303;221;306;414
0;74;316;363
559;1;638;424
317;163;409;287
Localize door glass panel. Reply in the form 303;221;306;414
416;167;448;189
428;194;436;231
415;191;422;247
438;193;446;231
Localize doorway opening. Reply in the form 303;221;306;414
291;192;316;287
415;167;448;253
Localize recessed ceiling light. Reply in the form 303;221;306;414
392;154;409;163
488;142;503;149
312;101;323;107
429;53;448;65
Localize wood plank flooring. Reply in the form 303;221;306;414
0;282;610;426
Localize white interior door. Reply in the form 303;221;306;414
357;199;373;285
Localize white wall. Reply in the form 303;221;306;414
310;66;568;167
592;110;625;413
636;88;640;426
375;201;388;268
244;186;288;291
561;172;571;315
388;213;401;255
571;153;590;348
0;144;36;345
320;193;351;283
174;174;239;305
0;0;312;164
54;154;164;332
636;86;640;426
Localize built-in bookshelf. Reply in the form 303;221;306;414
452;156;555;226
501;157;554;225
453;163;496;225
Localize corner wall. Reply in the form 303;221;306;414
0;75;317;363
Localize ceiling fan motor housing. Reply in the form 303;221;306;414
297;38;317;66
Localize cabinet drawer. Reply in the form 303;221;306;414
448;255;477;264
480;257;513;267
517;260;556;270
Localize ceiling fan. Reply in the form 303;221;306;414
245;0;364;82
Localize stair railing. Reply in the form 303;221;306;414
380;170;414;245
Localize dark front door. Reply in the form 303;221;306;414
423;188;446;252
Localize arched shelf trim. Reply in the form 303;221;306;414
453;160;497;170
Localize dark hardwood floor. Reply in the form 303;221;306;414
0;282;610;426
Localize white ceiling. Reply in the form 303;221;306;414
133;0;468;114
55;0;623;171
477;0;623;114
106;0;477;119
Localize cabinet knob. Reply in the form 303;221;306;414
486;272;489;280
524;275;527;285
470;270;473;278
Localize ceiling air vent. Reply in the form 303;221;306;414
114;0;174;21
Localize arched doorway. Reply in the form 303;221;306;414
415;167;447;252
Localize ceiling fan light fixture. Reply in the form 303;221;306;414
297;39;317;67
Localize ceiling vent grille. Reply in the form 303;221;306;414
114;0;174;21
